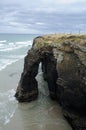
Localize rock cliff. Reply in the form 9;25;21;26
15;34;86;130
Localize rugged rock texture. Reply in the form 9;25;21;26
15;34;86;130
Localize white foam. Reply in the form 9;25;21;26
0;40;7;43
16;41;32;45
0;55;25;71
0;89;15;98
0;40;32;52
0;40;7;48
0;59;17;71
0;44;4;47
0;40;32;71
0;89;17;125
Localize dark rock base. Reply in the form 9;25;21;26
15;36;86;130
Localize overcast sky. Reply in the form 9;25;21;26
0;0;86;34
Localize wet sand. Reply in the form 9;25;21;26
0;59;72;130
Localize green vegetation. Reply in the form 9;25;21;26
43;34;86;46
34;34;86;49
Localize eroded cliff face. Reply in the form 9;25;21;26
15;34;86;130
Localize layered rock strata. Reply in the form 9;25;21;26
15;34;86;130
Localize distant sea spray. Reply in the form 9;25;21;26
0;34;39;71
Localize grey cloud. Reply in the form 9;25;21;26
0;0;86;33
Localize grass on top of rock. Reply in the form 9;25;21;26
34;34;86;49
34;40;50;48
44;34;86;45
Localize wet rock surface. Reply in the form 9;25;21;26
15;34;86;130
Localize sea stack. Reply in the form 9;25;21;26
15;34;86;130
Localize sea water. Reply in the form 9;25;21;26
0;34;72;130
0;34;38;71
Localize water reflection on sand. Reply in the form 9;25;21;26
1;63;72;130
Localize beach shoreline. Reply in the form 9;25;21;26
0;59;24;92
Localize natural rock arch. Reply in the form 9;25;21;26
15;35;86;130
15;46;58;102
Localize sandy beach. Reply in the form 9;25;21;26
0;59;24;130
0;59;72;130
0;59;24;91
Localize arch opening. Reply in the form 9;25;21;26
15;47;58;102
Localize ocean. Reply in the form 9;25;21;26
0;34;72;130
0;34;39;71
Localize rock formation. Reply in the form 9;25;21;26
15;34;86;130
